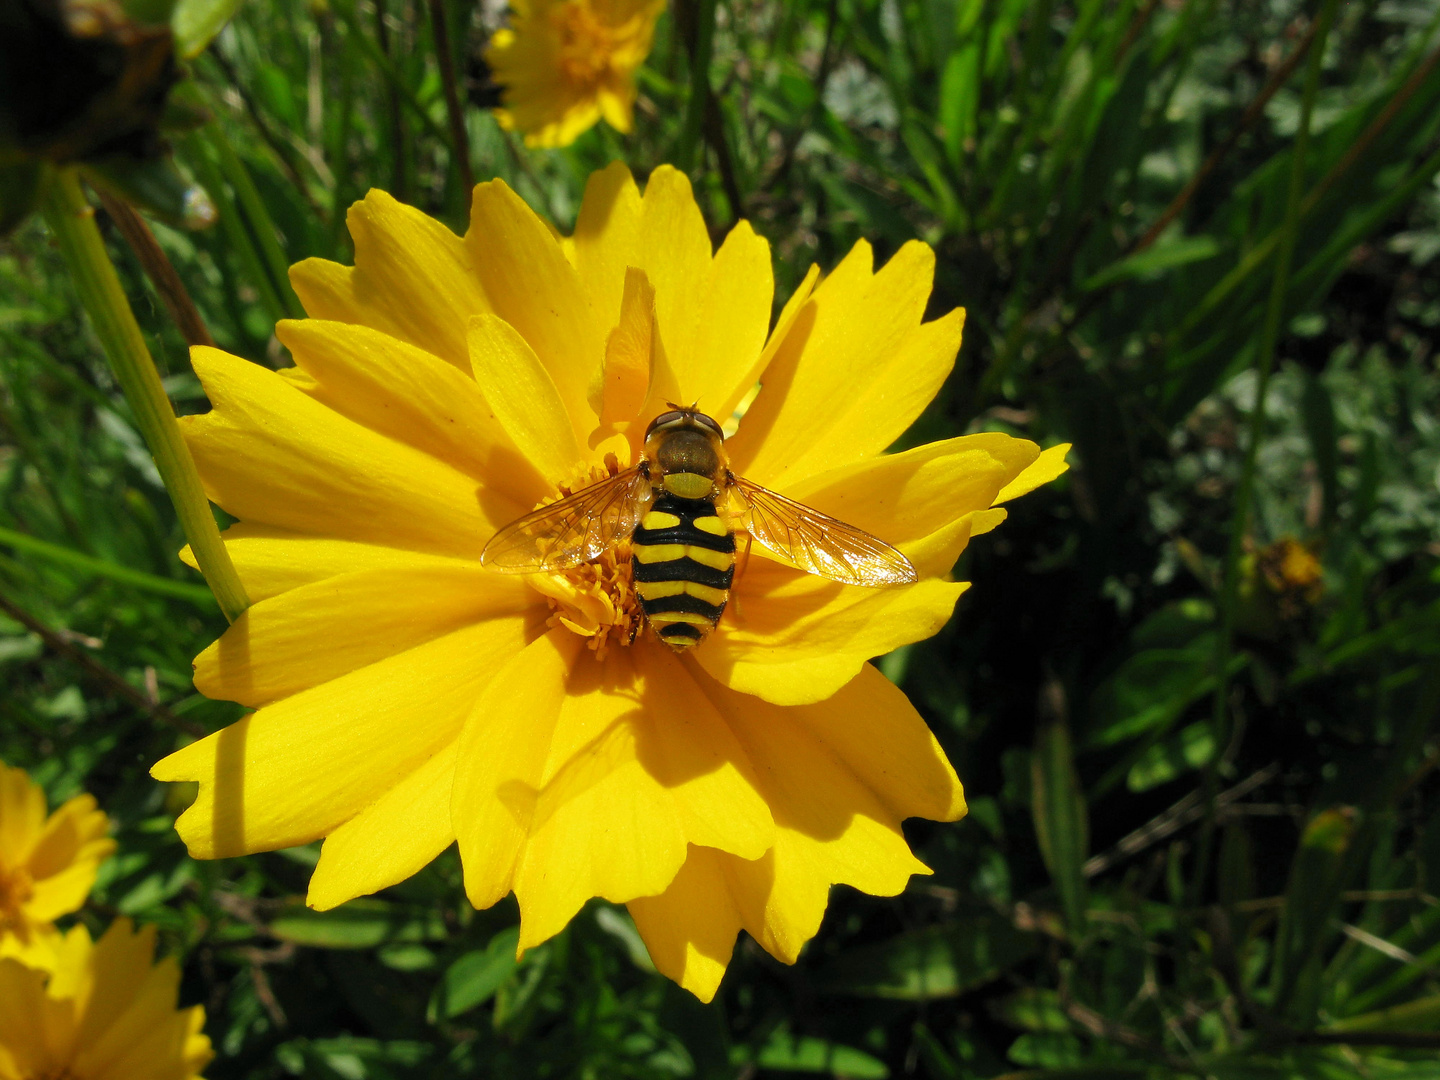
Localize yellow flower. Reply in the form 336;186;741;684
485;0;666;148
0;762;114;971
0;918;212;1080
152;163;1069;1001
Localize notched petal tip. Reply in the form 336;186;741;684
995;442;1072;505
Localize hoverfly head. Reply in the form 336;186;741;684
645;403;725;443
645;404;726;481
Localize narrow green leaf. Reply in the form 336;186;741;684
0;525;216;605
1271;807;1358;1017
1082;235;1222;291
1032;708;1089;934
1301;372;1339;528
939;43;982;166
268;898;447;949
1323;993;1440;1033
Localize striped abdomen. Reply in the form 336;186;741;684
631;491;735;649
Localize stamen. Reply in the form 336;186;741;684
530;454;644;659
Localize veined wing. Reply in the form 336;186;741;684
728;476;918;587
481;466;653;573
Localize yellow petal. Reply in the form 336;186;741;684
467;314;584;482
595;267;661;433
727;240;964;489
677;220;774;419
467;180;604;445
289;190;489;370
0;922;61;973
23;793;113;921
184;347;496;558
628;846;741;1003
635;667;949;983
0;762;47;866
995;442;1071;503
453;632;773;950
570;163;645;328
717;676;939;962
631;169;711;374
154;617;532;858
181;526;470;605
781;433;1040;550
564;165;776;432
0;959;58;1076
308;740;459;911
69;919;213;1080
699;562;968;706
194;566;535;707
452;632;576;914
275;319;548;509
715;262;819;424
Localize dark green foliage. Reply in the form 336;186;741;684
3;0;1440;1075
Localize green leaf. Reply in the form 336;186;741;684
1271;807;1359;1018
1082;236;1223;292
1323;993;1440;1033
731;1029;889;1078
939;42;982;165
1126;720;1216;791
0;160;46;236
1301;372;1339;528
171;0;243;58
429;927;521;1020
267;899;448;949
990;989;1071;1033
817;913;1038;999
1032;708;1089;934
990;1070;1151;1080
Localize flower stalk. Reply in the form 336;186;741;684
40;168;249;624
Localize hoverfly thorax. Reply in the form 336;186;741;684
642;407;728;500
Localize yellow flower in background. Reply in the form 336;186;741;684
0;918;212;1080
0;762;114;971
151;162;1069;1000
486;0;666;148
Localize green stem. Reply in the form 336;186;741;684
678;0;718;172
1193;0;1340;905
40;169;249;624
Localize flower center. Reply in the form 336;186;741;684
0;863;34;932
549;2;622;87
527;456;643;659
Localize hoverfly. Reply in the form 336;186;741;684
480;406;918;649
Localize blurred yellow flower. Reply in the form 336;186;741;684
0;762;114;971
0;918;212;1080
152;163;1068;1001
485;0;666;147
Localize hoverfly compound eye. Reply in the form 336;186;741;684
692;412;724;439
645;410;685;440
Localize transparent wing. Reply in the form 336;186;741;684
729;476;918;587
481;467;652;573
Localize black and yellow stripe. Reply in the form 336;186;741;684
631;486;734;649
